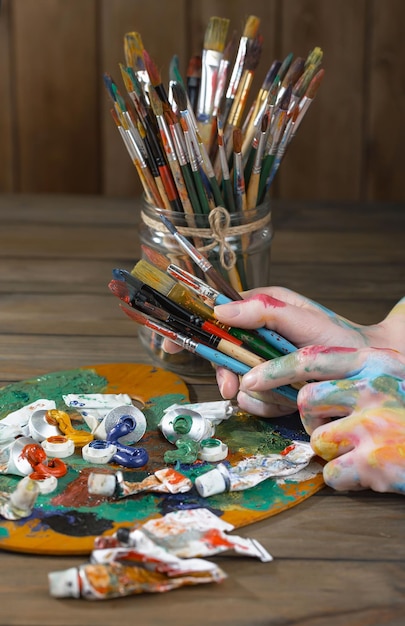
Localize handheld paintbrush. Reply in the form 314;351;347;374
139;245;285;359
109;278;241;346
159;214;298;354
122;291;266;368
130;260;215;321
119;305;298;402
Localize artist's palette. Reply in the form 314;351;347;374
0;363;323;555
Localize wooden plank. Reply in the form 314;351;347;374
0;0;14;191
100;0;189;196
277;0;366;201
13;0;99;193
367;0;405;201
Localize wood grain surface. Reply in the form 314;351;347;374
0;193;404;625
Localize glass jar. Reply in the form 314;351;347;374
138;197;273;379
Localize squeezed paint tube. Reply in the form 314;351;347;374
1;399;56;439
88;467;192;498
62;393;134;435
163;400;234;424
159;408;215;443
98;508;272;562
195;441;318;497
48;537;226;599
0;476;40;520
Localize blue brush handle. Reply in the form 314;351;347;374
195;343;298;403
214;293;297;355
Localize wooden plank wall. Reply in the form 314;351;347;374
0;0;404;202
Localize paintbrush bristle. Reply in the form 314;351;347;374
306;68;325;99
171;81;188;112
108;279;132;303
124;32;145;71
242;15;260;39
281;57;305;88
120;303;148;326
141;245;171;271
187;55;202;78
244;35;263;72
233;127;243;153
132;259;177;296
149;85;164;116
143;49;162;87
204;16;230;53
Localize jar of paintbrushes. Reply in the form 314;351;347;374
136;196;273;378
105;16;324;380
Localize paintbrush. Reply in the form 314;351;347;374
139;245;284;359
246;112;269;209
223;34;263;161
130;261;215;320
148;86;196;218
221;15;261;128
276;56;305;105
241;60;281;158
179;116;210;215
243;75;278;184
158;214;298;354
143;49;170;104
232;128;247;212
110;108;163;208
159;213;242;301
124;292;266;368
217;120;236;213
139;244;284;357
186;55;202;113
166;263;286;360
196;16;230;147
262;105;299;192
258;84;292;204
120;305;298;402
109;277;241;347
124;32;150;102
289;68;325;142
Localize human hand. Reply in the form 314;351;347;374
213;287;383;412
239;344;405;494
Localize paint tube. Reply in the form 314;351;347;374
163;400;234;424
48;537;226;599
0;476;40;520
88;467;192;498
92;508;272;562
195;441;317;497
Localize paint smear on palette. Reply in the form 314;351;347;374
0;364;323;555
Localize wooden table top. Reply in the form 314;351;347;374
0;193;404;625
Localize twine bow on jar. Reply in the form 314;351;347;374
141;204;271;272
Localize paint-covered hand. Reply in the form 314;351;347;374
214;289;405;415
238;344;405;494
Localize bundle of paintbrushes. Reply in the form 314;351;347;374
104;16;324;293
108;219;302;399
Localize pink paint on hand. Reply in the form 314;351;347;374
247;294;287;308
300;345;357;357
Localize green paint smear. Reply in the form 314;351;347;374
0;527;9;538
216;412;291;455
143;393;188;430
0;369;108;419
371;375;399;395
